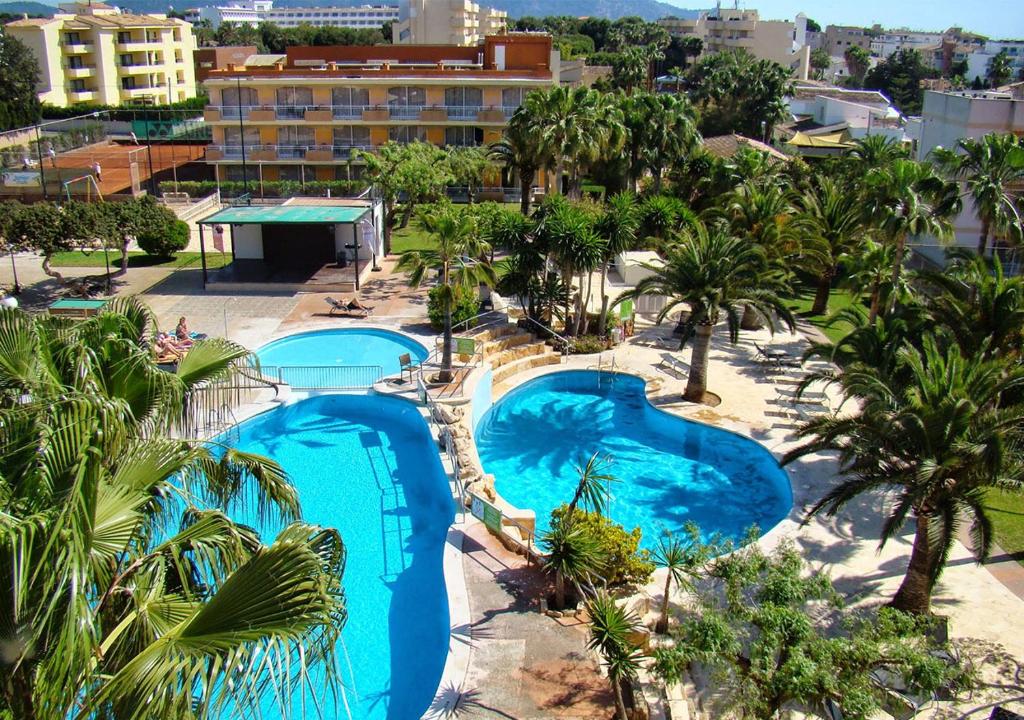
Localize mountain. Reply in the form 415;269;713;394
0;1;58;17
491;0;700;21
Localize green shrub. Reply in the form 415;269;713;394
550;505;654;588
159;179;368;199
427;284;478;333
137;218;190;257
570;334;610;354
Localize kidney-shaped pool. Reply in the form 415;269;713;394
475;370;792;545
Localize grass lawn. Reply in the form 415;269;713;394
985;489;1024;564
389;225;437;255
50;251;232;270
785;285;862;343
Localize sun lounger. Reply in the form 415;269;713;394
326;296;372;317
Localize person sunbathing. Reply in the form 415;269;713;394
175;317;195;347
153;333;185;362
347;297;370;312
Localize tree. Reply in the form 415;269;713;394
0;30;41;132
446;145;491;204
683;50;791;139
586;591;646;720
137;218;190;257
840;238;902;323
795;175;871;315
595;192;639;337
863;48;937;115
986;49;1013;88
394;141;452;228
651;523;714;634
0;299;347;720
784;337;1024;615
541;517;606;610
102;196;180;277
844;134;909;173
624;222;794;402
536;197;605;335
931;132;1024;256
491;111;547;215
843;45;871;87
810;47;831;80
653;539;965;719
620;92;699;193
6;201;73;283
863;158;960;297
396;204;496;383
354;142;404;254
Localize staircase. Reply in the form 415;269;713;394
465;322;561;385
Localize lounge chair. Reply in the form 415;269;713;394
326;296;372;317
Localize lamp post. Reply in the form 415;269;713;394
236;76;250;197
9;250;21;294
34;123;48;200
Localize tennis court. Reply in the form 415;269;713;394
45;141;206;196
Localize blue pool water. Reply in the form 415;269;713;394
475;370;792;545
257;329;429;376
230;393;454;720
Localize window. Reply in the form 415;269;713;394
278;165;305;181
117;31;131;43
223;165;248;181
333;126;370;146
501;87;525;114
444;127;483;147
221;85;258;115
65;32;82;44
387;86;425;118
224;126;260;148
388;126;427;143
120;53;134;67
68;56;83;69
445;87;482;117
276;86;313;119
121;77;136;90
277;126;315;155
70;79;87;92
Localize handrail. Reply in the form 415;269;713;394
451;308;507;335
519;315;573;359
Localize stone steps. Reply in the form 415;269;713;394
492;349;561;385
489;340;547;369
481;330;534;357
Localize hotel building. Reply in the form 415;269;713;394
5;2;197;107
391;0;507;46
185;1;399;31
201;34;558;183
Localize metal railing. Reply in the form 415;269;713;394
258;364;384;390
176;363;281;440
519;315;573;359
389;104;424;119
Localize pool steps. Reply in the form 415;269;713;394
461;322;563;386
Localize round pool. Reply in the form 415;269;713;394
475;370;792;546
256;328;428;377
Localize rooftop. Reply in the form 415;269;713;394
702;133;789;161
199;202;371;225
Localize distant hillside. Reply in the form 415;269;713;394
493;0;700;21
0;1;57;17
114;0;702;22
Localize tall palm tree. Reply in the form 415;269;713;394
783;338;1024;615
862;159;960;297
931;133;1024;256
536;197;604;335
595;193;639;337
796;175;871;315
0;300;346;720
625;222;795;403
397;204;497;383
620;93;699;193
651;524;712;634
840;238;903;323
489;116;547;216
585;591;646;720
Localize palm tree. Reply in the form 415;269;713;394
585;591;646;720
651;523;712;634
397;205;496;383
566;452;615;517
536;197;604;335
634;93;699;194
986;49;1013;88
595;193;639;337
844;135;909;172
783;337;1024;615
489;116;547;216
625;222;794;403
796;175;871;315
862;159;960;297
840;238;902;323
932;133;1024;256
0;300;346;719
541;519;606;610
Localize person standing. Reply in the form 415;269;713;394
92;161;102;182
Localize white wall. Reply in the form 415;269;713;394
231;224;263;259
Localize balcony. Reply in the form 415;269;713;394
116;39;159;52
206;144;376;162
389;105;424;120
63;42;95;54
333;144;373;160
118;62;155;75
332;104;368;119
67;89;97;102
64;64;96;78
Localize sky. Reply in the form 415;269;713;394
666;0;1024;40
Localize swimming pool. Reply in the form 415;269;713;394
256;328;428;377
229;393;454;720
475;370;792;546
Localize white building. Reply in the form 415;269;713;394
391;0;506;46
965;40;1024;85
870;30;944;59
186;1;399;30
916;89;1024;264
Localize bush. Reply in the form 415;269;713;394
159;179;368;199
137;219;190;257
569;334;610;354
550;505;654;588
427;284;478;332
40;96;208;121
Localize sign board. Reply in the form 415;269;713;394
619;298;634;320
455;337;476;356
3;171;41;187
470;494;502;533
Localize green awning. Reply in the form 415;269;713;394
199;205;369;225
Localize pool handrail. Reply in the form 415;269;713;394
519;314;573;359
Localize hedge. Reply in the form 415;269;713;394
40;96;208;121
159;179;369;199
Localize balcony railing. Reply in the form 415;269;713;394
205;103;520;122
333;144;374;159
218;105;257;119
208;144;375;160
275;104;316;119
445;104;483;119
389;104;424;119
332;104;370;119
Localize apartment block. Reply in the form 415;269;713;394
656;9;810;80
823;25;873;56
966;40;1024;85
201;34;556;183
185;1;399;31
5;1;197;107
870;30;945;59
392;0;507;46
